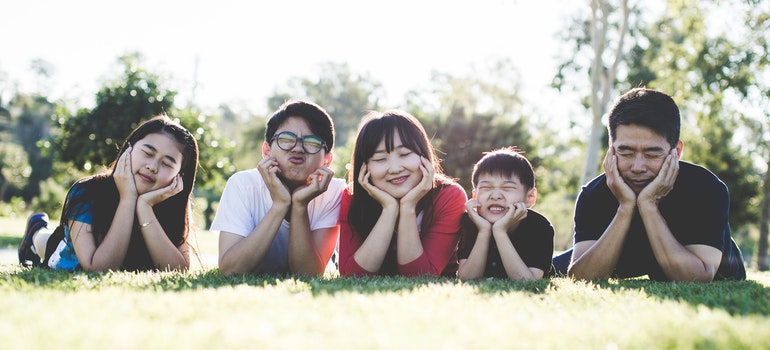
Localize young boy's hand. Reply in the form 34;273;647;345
465;199;491;234
492;202;527;236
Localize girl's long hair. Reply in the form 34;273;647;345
59;115;199;270
347;110;453;242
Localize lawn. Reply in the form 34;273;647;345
2;216;770;349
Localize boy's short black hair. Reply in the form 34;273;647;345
472;147;535;190
265;100;335;152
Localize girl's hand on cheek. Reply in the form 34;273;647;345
401;157;433;208
139;174;183;207
465;199;491;232
115;145;138;200
359;163;397;208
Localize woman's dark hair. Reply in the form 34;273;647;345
346;110;453;272
58;114;199;270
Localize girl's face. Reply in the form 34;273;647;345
131;132;184;195
365;132;423;199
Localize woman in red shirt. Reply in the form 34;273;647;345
338;110;466;277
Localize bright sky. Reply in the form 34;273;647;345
2;0;584;120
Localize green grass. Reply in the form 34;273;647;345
2;267;770;349
2;214;770;349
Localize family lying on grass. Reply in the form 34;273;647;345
18;87;747;282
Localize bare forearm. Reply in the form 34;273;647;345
218;206;286;275
136;202;189;271
569;205;634;280
457;231;491;279
287;204;324;275
353;206;398;272
493;230;539;280
638;203;716;281
396;206;424;265
86;199;136;271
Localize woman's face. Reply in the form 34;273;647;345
365;132;423;199
130;132;184;195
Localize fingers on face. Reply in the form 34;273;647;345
358;163;369;184
465;199;479;212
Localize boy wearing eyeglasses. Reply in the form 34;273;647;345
211;100;346;276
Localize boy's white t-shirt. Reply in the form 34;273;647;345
210;168;346;273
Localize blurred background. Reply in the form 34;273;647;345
2;0;770;270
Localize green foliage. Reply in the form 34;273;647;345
269;62;384;146
405;58;535;195
172;108;237;228
421;108;535;195
9;94;56;201
232;115;267;171
0;142;28;200
627;0;762;230
56;53;176;170
30;178;68;219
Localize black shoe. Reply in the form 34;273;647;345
18;212;49;267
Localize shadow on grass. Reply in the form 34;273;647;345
1;266;553;296
589;278;770;316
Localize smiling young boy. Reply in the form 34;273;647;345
457;147;554;280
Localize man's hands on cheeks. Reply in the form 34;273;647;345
604;147;637;207
292;166;334;206
114;145;138;201
258;156;292;207
637;148;679;207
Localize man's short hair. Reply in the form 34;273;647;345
471;147;535;190
265;100;335;152
608;87;681;148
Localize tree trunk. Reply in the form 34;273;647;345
581;115;605;186
757;155;770;271
579;0;629;188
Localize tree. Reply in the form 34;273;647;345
57;52;176;170
742;0;770;270
405;59;534;194
555;0;764;254
173;107;236;228
554;0;636;188
10;94;56;201
268;62;384;146
624;0;761;255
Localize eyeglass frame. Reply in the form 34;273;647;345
269;131;328;154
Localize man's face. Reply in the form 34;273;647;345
612;124;679;194
263;116;331;189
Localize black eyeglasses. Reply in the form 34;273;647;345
270;131;326;154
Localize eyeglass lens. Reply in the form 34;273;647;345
274;132;324;154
